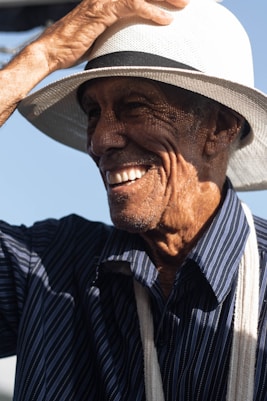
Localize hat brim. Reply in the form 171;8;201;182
18;65;267;191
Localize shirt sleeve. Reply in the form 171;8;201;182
0;218;60;357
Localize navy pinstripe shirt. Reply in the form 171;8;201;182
0;180;267;400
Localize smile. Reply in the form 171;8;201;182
106;167;147;186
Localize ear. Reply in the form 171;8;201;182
204;107;244;158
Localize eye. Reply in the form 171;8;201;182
81;95;101;123
126;101;148;110
87;105;101;122
120;100;149;119
127;101;145;109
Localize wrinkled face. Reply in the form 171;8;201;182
79;77;215;232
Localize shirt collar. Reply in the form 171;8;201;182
98;227;158;287
188;179;250;303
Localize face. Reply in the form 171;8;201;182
80;77;219;233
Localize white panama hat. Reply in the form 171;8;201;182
18;0;267;191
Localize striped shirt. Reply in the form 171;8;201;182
0;180;266;401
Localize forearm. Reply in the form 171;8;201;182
0;42;51;126
0;5;110;126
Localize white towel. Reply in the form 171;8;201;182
226;203;259;401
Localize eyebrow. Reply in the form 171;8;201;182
78;82;156;111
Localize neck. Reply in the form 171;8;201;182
141;182;223;298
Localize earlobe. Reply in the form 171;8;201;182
204;107;244;158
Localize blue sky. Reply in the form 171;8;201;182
0;0;266;396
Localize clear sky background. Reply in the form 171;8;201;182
0;0;266;397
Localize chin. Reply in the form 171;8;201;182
111;213;156;233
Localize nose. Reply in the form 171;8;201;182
87;110;128;159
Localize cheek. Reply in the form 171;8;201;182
125;115;179;166
126;106;198;152
125;109;205;185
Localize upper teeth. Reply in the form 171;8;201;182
106;167;146;185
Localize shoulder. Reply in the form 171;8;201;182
0;214;114;259
30;214;113;243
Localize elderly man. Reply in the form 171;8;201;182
0;0;267;400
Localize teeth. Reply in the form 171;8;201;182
106;167;146;185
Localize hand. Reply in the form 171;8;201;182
36;0;190;72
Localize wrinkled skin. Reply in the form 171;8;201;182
80;77;244;296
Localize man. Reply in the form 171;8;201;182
0;0;267;400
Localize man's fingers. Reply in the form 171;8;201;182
128;0;189;25
167;0;189;7
133;1;174;25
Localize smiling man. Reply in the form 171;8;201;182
1;0;267;400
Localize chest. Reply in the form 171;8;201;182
15;266;238;401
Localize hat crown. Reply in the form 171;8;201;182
88;0;254;87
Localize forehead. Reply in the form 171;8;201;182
78;77;165;99
77;76;207;108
